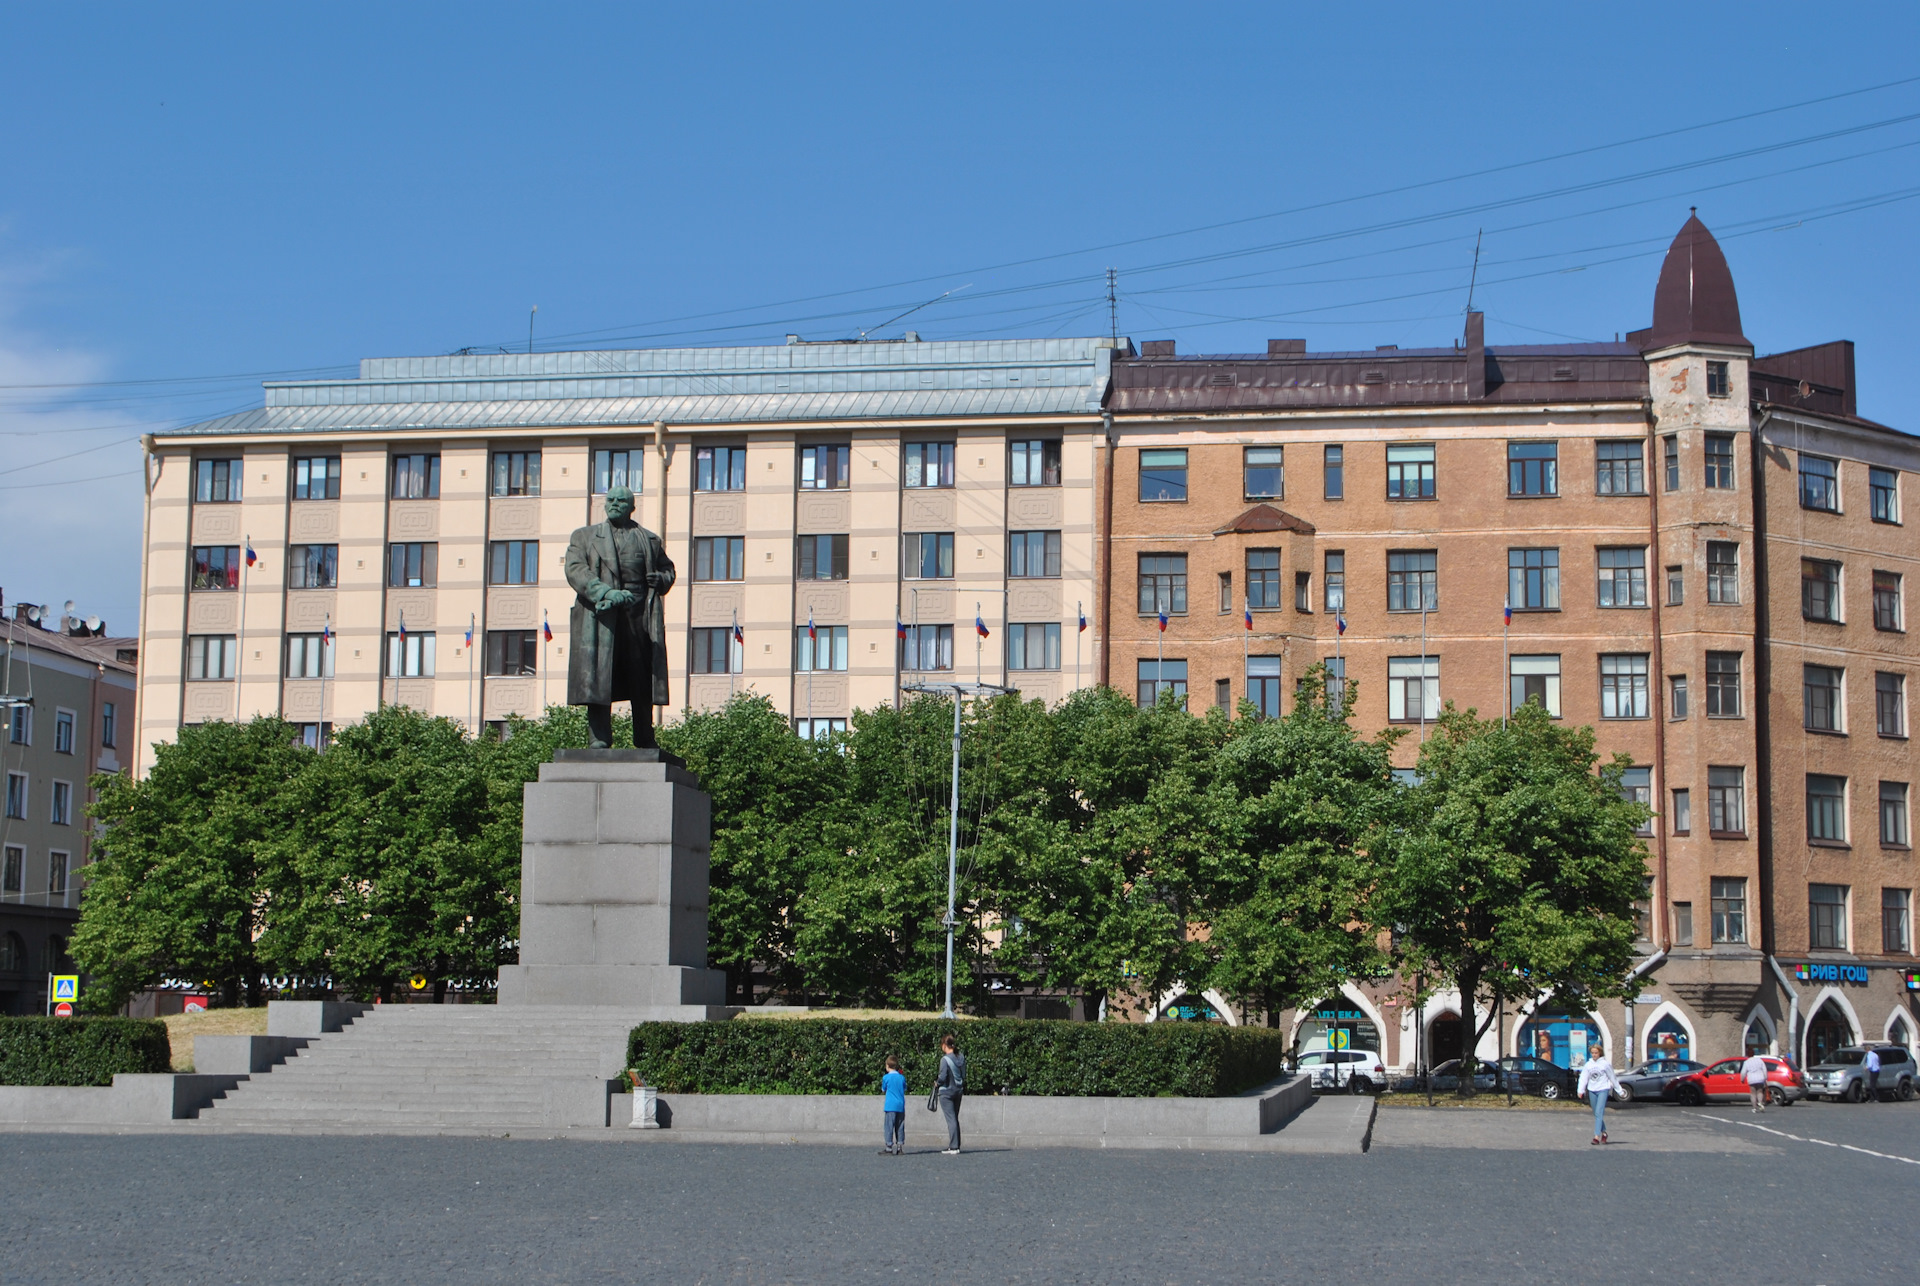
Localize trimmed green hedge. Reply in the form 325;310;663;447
628;1018;1290;1097
0;1017;172;1087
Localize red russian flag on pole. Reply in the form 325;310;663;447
1244;603;1253;632
808;610;816;641
733;620;744;644
244;540;257;568
896;619;908;639
975;612;989;639
542;615;553;642
397;611;407;642
1504;600;1513;625
1077;608;1087;633
1157;609;1168;633
1336;614;1347;636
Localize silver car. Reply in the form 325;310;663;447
1805;1045;1916;1102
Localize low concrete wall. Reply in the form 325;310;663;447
194;1036;309;1075
0;1073;246;1124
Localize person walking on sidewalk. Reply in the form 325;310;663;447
1863;1047;1882;1103
1577;1057;1620;1145
880;1055;907;1155
1740;1050;1771;1111
935;1034;966;1155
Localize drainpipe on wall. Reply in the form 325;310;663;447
1749;410;1776;964
652;420;669;537
135;434;159;774
1767;953;1801;1063
1097;411;1116;688
1645;401;1670;952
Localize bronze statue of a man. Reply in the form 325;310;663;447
563;485;675;749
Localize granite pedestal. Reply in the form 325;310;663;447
497;749;728;1017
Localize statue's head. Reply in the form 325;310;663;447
604;486;635;521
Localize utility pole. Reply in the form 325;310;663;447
1105;268;1118;341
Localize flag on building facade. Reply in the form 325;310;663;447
1157;609;1168;632
542;613;553;642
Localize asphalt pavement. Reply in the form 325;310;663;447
4;1099;1916;1284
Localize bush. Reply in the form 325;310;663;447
0;1017;172;1087
628;1018;1290;1097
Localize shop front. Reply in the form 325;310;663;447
1518;1008;1604;1069
1298;1000;1380;1056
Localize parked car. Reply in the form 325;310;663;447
1424;1058;1498;1094
1669;1055;1804;1106
1614;1059;1706;1101
1487;1055;1577;1099
1804;1046;1916;1102
1298;1049;1387;1094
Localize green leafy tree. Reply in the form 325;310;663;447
73;718;311;1010
1378;701;1649;1089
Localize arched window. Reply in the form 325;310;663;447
1646;1015;1691;1062
1161;994;1226;1024
1744;1017;1773;1056
1518;1008;1604;1068
1427;1011;1463;1063
1807;999;1856;1066
1888;1016;1914;1055
0;932;23;973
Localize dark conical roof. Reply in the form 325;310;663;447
1647;212;1748;349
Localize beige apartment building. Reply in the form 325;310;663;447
136;337;1116;764
1106;216;1920;1075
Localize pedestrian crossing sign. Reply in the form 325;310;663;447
51;975;78;1003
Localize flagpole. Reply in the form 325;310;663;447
1241;594;1249;715
320;613;331;745
730;610;738;700
235;534;249;721
541;610;549;713
1334;611;1343;720
975;601;982;684
467;612;476;737
1419;602;1430;744
1075;599;1082;695
1502;597;1511;730
807;604;814;737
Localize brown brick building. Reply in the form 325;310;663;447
1104;215;1920;1075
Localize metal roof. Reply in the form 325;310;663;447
165;339;1120;437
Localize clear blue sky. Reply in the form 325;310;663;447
3;2;1916;633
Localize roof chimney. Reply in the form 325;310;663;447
1465;311;1486;399
1140;340;1177;357
1267;339;1305;355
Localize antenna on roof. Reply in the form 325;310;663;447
855;285;969;342
528;305;538;355
1464;228;1484;315
1106;268;1118;341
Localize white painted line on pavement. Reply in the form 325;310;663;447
1687;1112;1920;1166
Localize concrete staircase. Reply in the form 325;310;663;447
197;1006;647;1131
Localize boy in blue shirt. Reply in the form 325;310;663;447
880;1055;907;1155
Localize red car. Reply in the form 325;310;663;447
1668;1055;1805;1106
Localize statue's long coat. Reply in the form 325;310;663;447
563;521;675;707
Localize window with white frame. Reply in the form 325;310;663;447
1809;883;1849;950
50;781;71;826
1006;623;1060;671
53;710;74;755
1807;774;1848;843
187;635;237;680
1600;654;1649;719
385;632;436;678
1510;655;1561;717
795;626;849;673
1388;656;1439;722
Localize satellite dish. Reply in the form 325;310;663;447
24;606;42;622
63;601;76;616
85;615;102;632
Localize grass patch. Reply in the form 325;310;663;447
1378;1091;1590;1111
160;1007;269;1072
732;1007;963;1022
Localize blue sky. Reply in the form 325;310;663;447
3;2;1916;632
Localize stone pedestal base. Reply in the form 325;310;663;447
497;750;728;1012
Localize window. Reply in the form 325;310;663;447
1708;767;1746;835
387;543;439;588
1670;674;1689;719
1324;552;1345;612
1672;902;1695;947
1;846;19;893
1796;665;1844;734
4;773;24;820
1008;531;1061;578
690;628;743;675
800;444;851;490
1711;877;1747;943
49;852;67;901
1215;679;1232;711
1706;541;1739;604
53;710;73;755
390;454;440;499
1508;441;1558;497
1388;656;1439;722
1704;434;1735;489
795;718;848;741
1244;446;1283;499
50;781;71;826
488;540;539;586
1881;783;1910;848
1138;449;1188;502
1247;550;1281;610
488;451;540;497
1596;441;1645;495
385;631;436;678
1600;654;1650;719
1597;548;1648;608
1672;788;1692;835
291;456;341;500
1706;653;1742;717
7;706;26;745
1137;659;1188;707
1706;360;1730;398
1871;467;1900;524
194;458;242;503
696;445;748;492
1802;559;1842;622
904;442;955;489
1386;444;1434;499
101;702;115;749
796;626;849;673
1295;572;1312;613
1217;572;1232;614
191;546;241;591
1798;454;1838;512
187;635;237;680
1809;884;1849;950
1387;551;1437;613
1878;673;1907;737
485;631;538;677
905;533;955;580
1247;656;1282;718
1807;775;1848;843
286;634;333;679
1667;565;1684;606
1007;623;1061;671
1324;445;1344;499
1874;572;1902;631
288;544;338;590
1621;768;1652;836
1010;440;1061;487
1510;655;1562;717
692;536;745;583
901;625;953;672
797;534;849;581
295;723;333;750
1884;889;1912;953
1323;656;1347;709
592;448;641;494
1508;548;1560;611
1138;554;1188;615
1663;435;1680;492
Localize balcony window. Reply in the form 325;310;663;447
901;625;953;672
1386;444;1434;499
1807;775;1848;844
1874;571;1902;631
490;451;541;497
1596;548;1647;608
289;544;338;589
905;533;955;581
1705;652;1741;717
1707;767;1746;836
1798;454;1838;512
1802;559;1842;623
1599;654;1650;719
592;448;641;494
1387;550;1437;613
1508;441;1558;497
797;534;849;581
696;445;748;493
291;456;341;500
1881;783;1910;848
800;444;851;490
195;458;242;503
904;442;955;489
1388;656;1440;722
1508;548;1560;611
1711;877;1747;943
1595;441;1645;495
1510;654;1562;717
1877;672;1907;737
1008;531;1061;579
1809;884;1849;950
191;546;241;591
690;628;743;675
1139;449;1188;502
1009;440;1061;487
1247;550;1281;610
1323;445;1344;499
391;454;440;500
387;543;438;588
1704;434;1735;489
1244;446;1283;499
1007;623;1061;671
692;536;744;582
1138;554;1188;616
1803;665;1843;732
1137;659;1188;708
485;630;538;677
1871;467;1900;524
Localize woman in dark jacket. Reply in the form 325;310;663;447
935;1034;966;1154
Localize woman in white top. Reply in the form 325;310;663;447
1576;1058;1621;1144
